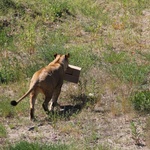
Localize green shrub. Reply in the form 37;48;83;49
132;91;150;111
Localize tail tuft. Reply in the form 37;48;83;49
10;100;18;106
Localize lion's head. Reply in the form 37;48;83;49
54;53;70;71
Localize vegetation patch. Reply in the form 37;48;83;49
0;96;29;118
107;61;150;84
7;141;70;150
0;123;7;138
132;90;150;111
0;96;15;118
102;50;150;84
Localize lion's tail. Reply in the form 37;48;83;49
10;87;33;106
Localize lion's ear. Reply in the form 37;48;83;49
65;53;70;59
54;53;57;58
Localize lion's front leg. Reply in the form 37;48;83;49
49;88;61;111
42;95;52;112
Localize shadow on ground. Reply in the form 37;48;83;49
46;94;96;121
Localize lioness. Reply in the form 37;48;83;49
11;53;70;120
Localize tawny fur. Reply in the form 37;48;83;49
11;53;70;120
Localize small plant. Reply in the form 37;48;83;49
130;121;139;140
130;121;145;147
0;123;7;138
132;90;150;111
46;111;61;127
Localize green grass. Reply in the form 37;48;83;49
0;57;23;83
0;96;29;118
6;141;70;150
109;61;150;84
102;50;150;84
0;96;15;118
0;123;7;138
4;141;109;150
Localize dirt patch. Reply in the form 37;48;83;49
2;110;149;150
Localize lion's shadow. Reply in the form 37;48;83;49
58;104;83;118
48;94;95;120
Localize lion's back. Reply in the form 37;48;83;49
31;64;64;90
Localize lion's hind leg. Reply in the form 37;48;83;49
30;91;38;121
